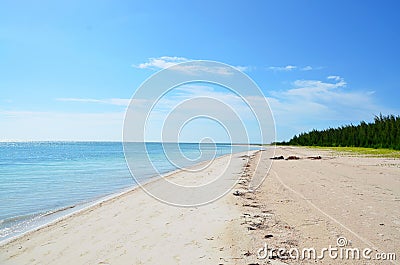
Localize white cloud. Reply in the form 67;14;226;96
327;75;344;82
289;76;347;97
301;66;313;71
51;76;381;142
56;98;130;106
173;64;235;76
267;65;320;72
56;98;150;107
149;84;255;121
235;65;250;72
268;65;297;71
51;85;266;142
133;56;251;75
133;56;190;69
266;75;392;140
6;70;390;143
140;84;269;143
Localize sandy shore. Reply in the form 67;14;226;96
234;147;399;264
1;147;399;264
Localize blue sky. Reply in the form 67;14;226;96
1;0;399;142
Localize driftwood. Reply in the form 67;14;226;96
270;155;284;160
286;156;300;160
270;155;322;160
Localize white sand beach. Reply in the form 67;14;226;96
1;147;399;265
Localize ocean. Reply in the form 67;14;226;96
0;142;256;242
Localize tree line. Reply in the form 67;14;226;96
277;114;400;150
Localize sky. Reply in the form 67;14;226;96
1;0;399;142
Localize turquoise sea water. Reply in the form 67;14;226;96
0;142;255;241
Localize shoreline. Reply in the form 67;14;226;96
0;148;261;248
1;146;398;264
0;185;137;247
1;149;262;265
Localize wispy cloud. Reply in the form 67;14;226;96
148;84;255;120
267;75;390;140
143;84;266;143
133;56;190;70
289;75;347;96
173;63;236;76
36;75;391;142
133;56;251;75
56;86;255;121
56;98;134;106
301;66;313;71
267;65;320;72
235;65;253;72
268;65;297;71
327;75;342;81
273;76;367;108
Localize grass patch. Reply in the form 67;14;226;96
307;146;400;158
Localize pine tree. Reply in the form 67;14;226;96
282;114;400;150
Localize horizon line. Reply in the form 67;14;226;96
0;140;266;145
